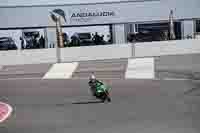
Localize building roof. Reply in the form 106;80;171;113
0;0;157;7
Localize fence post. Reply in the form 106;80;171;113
56;47;61;63
132;42;135;58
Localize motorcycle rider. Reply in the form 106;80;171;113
88;74;103;97
88;74;111;102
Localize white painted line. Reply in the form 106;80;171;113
158;78;190;81
125;58;155;79
0;77;192;81
43;62;79;79
0;102;13;123
151;78;194;81
71;77;121;80
0;77;41;80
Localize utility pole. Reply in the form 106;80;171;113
50;9;66;63
169;10;176;40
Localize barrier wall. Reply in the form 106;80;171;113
135;39;200;57
61;44;132;62
0;49;57;65
0;39;200;65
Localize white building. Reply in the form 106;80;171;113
0;0;200;48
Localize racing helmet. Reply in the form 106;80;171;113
89;74;96;81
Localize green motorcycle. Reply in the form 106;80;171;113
94;82;111;102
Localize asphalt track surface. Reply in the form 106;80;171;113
0;55;200;133
0;64;52;79
1;53;200;80
0;78;200;133
0;59;128;79
72;59;127;79
155;54;200;80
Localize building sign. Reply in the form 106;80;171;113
70;11;116;22
71;11;115;18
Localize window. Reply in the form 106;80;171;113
135;24;139;33
127;22;182;43
62;25;112;47
196;20;200;33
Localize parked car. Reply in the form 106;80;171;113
77;33;94;46
0;37;18;50
127;30;168;43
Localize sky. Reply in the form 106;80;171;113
0;0;139;6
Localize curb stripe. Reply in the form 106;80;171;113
0;102;13;123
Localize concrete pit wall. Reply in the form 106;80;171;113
0;39;200;65
61;44;132;62
0;49;57;65
135;39;200;57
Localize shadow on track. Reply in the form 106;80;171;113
184;88;200;96
72;100;103;104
